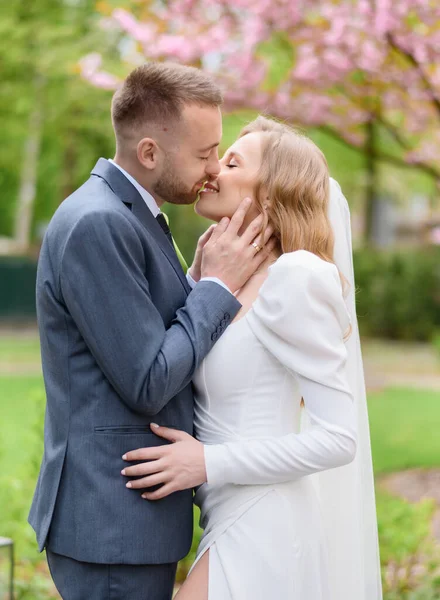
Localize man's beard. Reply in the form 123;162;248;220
153;156;201;206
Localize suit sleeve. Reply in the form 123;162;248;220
204;251;357;485
59;210;241;415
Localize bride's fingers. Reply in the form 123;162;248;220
121;458;165;478
252;238;277;267
240;213;264;246
150;423;191;443
127;472;168;490
225;197;253;236
142;482;175;501
251;224;274;250
122;446;164;462
150;423;190;443
198;224;216;247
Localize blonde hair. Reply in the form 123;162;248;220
240;116;351;349
239;116;334;263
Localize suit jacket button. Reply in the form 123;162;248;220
211;332;219;341
224;313;230;320
220;319;227;327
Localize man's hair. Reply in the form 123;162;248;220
111;62;223;141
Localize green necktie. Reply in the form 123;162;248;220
161;212;188;273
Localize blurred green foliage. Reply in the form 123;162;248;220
0;0;436;258
354;248;440;341
0;382;59;598
368;388;440;474
0;0;116;239
377;490;440;597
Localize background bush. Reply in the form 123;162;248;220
354;247;440;341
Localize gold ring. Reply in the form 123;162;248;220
252;242;262;253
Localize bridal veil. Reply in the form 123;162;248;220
301;178;383;599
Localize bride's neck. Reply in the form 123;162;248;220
252;251;280;276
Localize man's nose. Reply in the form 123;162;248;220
206;157;221;177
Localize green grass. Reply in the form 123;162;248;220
1;334;440;596
368;387;440;474
0;336;41;363
0;375;44;475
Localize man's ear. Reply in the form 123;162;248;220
137;137;160;170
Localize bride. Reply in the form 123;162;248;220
122;116;382;600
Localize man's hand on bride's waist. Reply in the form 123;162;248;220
121;424;207;500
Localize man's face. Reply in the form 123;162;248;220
153;104;222;206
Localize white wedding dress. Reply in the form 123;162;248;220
191;249;358;600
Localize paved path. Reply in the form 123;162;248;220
362;339;440;391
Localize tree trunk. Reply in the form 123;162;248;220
13;73;44;253
364;118;378;245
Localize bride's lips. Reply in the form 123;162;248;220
199;182;220;195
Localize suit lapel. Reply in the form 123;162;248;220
91;159;191;294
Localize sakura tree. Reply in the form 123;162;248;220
81;0;440;239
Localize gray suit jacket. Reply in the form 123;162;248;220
28;159;241;565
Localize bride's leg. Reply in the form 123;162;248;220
174;550;209;600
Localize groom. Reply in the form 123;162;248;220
29;62;274;599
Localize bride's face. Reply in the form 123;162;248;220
195;132;263;223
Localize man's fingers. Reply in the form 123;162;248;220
126;471;168;490
142;483;175;501
208;217;230;243
199;225;216;247
225;198;253;236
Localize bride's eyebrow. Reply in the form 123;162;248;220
226;151;244;162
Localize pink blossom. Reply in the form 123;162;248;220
79;53;102;77
146;35;199;62
81;0;440;171
358;40;385;72
79;54;119;90
249;91;270;110
430;226;440;245
375;0;393;36
112;9;156;45
322;48;352;74
342;130;365;146
293;55;321;82
86;72;120;90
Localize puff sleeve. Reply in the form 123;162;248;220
204;250;357;485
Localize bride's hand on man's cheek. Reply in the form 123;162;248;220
121;424;207;500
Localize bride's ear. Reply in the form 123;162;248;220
259;187;271;212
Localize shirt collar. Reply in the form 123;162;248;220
108;159;161;218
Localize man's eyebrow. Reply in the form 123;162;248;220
199;142;220;153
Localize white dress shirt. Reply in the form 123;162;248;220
108;159;231;293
